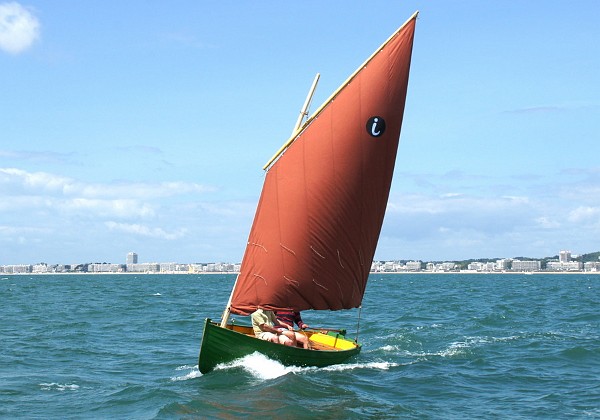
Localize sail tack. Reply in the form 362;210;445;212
231;14;418;316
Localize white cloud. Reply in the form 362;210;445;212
0;2;39;54
377;170;600;260
439;192;465;199
387;193;531;219
59;198;155;219
568;206;600;224
105;221;187;240
78;181;213;199
0;167;212;199
0;167;73;192
0;167;223;251
0;194;154;219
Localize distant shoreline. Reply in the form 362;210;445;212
0;271;236;276
371;270;600;275
2;270;599;276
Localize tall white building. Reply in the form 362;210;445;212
496;259;512;271
559;250;571;263
126;252;138;264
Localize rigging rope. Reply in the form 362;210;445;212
355;305;362;343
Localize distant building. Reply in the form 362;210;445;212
383;261;395;272
126;252;138;265
559;250;571;263
126;263;159;273
511;260;541;272
89;263;124;273
496;259;512;271
547;261;582;271
160;263;190;273
1;264;32;274
32;263;49;273
440;262;458;271
406;261;422;271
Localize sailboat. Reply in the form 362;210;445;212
198;11;418;374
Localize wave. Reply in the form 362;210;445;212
320;361;399;371
39;382;79;391
383;335;522;359
211;352;401;380
214;352;304;379
170;365;201;381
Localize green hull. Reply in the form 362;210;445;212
198;318;361;374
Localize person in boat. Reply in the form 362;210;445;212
275;310;310;349
250;308;297;347
276;310;309;330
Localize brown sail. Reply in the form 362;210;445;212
230;14;418;316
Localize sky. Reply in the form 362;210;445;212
1;1;599;265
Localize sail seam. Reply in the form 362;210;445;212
249;242;268;253
312;278;329;290
280;244;296;255
284;276;300;287
253;274;267;286
311;246;326;259
337;249;344;268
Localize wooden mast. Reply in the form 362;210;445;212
219;275;237;327
220;74;320;328
292;73;320;135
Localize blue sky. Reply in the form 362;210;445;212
1;1;599;265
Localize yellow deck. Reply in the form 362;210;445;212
226;323;357;351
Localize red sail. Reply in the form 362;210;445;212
231;15;417;316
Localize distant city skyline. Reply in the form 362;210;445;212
3;247;598;266
3;248;599;275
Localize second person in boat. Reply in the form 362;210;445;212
250;308;297;347
275;310;310;349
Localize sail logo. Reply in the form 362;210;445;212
366;116;386;137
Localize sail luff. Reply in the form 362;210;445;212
263;11;419;171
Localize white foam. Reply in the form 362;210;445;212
321;361;398;371
438;342;470;358
215;352;305;379
175;364;196;370
171;365;201;381
212;352;400;379
380;344;400;352
152;293;162;296
39;382;79;391
491;335;520;343
402;336;505;359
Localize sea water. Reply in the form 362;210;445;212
1;273;598;418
